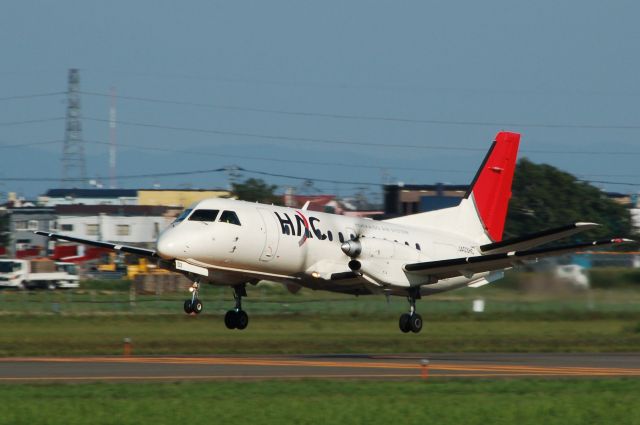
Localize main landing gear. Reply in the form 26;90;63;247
399;287;423;334
224;284;249;330
183;282;203;314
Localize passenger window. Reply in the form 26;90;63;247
188;209;219;222
416;243;421;251
219;210;241;226
405;241;409;246
327;231;333;242
338;232;344;243
174;209;193;223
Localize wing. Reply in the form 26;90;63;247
34;231;158;258
479;222;599;254
404;238;633;280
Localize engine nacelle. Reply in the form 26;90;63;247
341;238;420;261
341;238;424;287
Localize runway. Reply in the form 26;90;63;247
1;353;639;382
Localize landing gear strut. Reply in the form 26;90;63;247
224;284;249;330
399;287;422;333
183;281;203;315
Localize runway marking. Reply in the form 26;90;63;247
0;372;628;382
2;356;639;379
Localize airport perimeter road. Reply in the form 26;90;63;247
0;353;639;382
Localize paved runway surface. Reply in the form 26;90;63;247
1;353;639;382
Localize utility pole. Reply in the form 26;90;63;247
61;69;87;188
109;86;117;188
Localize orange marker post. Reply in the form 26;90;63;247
421;359;430;379
123;337;132;357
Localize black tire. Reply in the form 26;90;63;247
224;310;238;329
183;300;194;314
410;313;423;333
236;310;249;330
193;299;203;314
399;313;411;333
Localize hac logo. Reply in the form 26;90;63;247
274;211;327;246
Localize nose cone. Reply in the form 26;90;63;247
156;230;181;260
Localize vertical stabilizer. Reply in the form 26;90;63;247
384;132;520;244
464;131;520;241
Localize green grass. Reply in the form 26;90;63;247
1;379;639;425
1;275;640;356
2;280;640;316
1;313;640;356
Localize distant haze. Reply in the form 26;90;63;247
1;1;639;200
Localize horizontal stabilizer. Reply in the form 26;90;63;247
404;238;633;280
34;231;158;258
479;222;600;254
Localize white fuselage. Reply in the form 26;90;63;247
156;198;495;297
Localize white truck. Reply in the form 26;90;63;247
0;259;80;289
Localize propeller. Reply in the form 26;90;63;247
340;236;363;272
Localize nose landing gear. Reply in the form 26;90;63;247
399;287;422;333
183;282;203;314
225;284;249;330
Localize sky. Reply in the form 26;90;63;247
1;0;640;202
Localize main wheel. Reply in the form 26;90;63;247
193;299;203;314
236;310;249;330
410;313;423;333
399;313;411;333
224;310;238;329
183;300;194;314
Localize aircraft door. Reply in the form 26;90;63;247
257;208;280;262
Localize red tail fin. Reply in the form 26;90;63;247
465;132;520;242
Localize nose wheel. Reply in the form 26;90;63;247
225;284;249;330
399;288;422;333
183;282;203;314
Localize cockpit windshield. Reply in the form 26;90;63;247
174;209;193;223
219;210;241;226
189;209;220;222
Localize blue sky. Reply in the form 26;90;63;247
1;1;639;199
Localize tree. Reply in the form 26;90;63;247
231;178;280;204
505;159;632;241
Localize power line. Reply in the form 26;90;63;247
1;135;638;185
78;71;640;98
0;140;63;149
83;139;470;174
83;116;485;152
80;90;640;130
83;116;640;155
0;166;379;186
241;168;380;186
0;162;636;187
0;91;65;101
0;117;65;127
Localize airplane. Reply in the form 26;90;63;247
36;131;633;333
